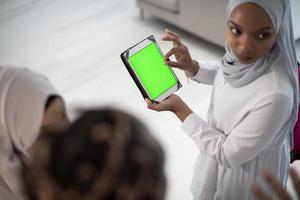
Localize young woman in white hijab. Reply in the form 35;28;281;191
0;66;69;200
146;0;299;199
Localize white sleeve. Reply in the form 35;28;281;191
186;60;221;85
182;93;292;168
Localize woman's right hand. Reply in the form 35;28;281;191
162;29;199;76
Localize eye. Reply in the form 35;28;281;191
230;27;240;36
257;32;270;40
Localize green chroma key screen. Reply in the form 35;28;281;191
128;42;177;99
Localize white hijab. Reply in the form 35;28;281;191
221;0;299;159
0;66;58;200
195;0;299;199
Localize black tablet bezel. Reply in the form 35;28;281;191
120;35;181;103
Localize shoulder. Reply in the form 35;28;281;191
254;92;292;109
240;63;294;115
254;63;293;99
252;64;293;112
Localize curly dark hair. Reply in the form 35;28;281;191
23;108;166;200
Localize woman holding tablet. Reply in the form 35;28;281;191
146;0;299;199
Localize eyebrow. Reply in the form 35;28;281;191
228;20;273;32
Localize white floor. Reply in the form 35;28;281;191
0;0;300;199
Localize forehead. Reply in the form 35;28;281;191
229;3;273;30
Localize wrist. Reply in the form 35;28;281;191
173;99;193;122
188;60;199;76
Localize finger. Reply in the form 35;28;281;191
161;35;181;46
145;99;161;111
251;184;272;200
146;98;155;109
162;29;180;40
164;47;181;59
289;168;300;198
261;171;292;200
165;29;180;38
165;61;182;69
161;31;175;40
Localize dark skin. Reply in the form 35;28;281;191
146;3;276;122
27;98;69;155
40;98;69;133
226;3;276;64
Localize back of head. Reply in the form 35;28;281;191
23;108;166;200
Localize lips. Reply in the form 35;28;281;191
237;54;254;63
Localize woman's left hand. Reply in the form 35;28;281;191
146;94;193;122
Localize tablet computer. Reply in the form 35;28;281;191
120;35;181;103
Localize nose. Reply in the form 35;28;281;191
238;34;254;55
